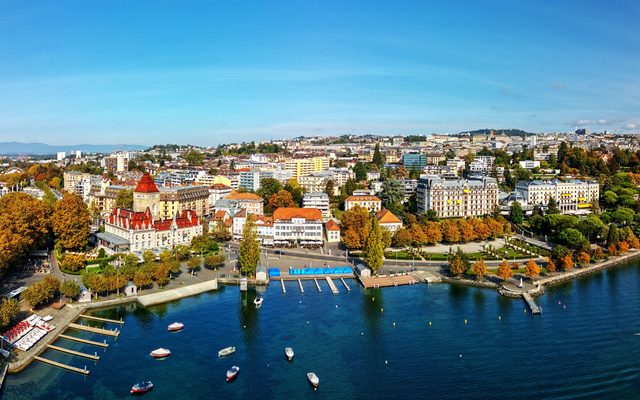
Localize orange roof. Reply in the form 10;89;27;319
211;183;231;190
376;208;402;224
325;220;340;231
134;173;159;193
345;195;381;202
273;207;322;221
226;190;263;202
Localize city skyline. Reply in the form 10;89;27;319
1;0;639;146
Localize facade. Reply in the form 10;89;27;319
225;191;264;215
104;152;130;173
231;209;274;242
515;179;599;214
519;160;541;169
298;174;329;193
376;208;403;232
284;157;330;178
63;171;101;201
325;219;341;243
416;176;499;218
89;181;132;215
133;173;161;219
423;164;458;177
273;207;323;244
208;184;232;211
344;195;382;212
425;153;446;165
469;156;495;173
158;186;210;219
303;192;330;218
402;153;427;169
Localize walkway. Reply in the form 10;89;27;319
137;279;219;307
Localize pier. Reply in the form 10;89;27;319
280;279;286;293
298;279;304;293
47;344;100;360
78;314;124;324
325;277;339;294
58;334;109;348
137;279;218;307
68;322;120;337
359;274;417;289
34;356;90;375
340;277;351;291
313;278;322;292
522;293;542;314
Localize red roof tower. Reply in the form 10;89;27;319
135;173;159;193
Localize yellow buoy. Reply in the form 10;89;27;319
464;319;468;324
381;308;384;312
428;321;432;326
372;297;375;302
498;316;502;320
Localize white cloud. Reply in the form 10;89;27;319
597;119;608;125
574;119;591;126
624;123;637;130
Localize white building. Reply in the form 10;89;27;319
344;195;382;212
519;160;541;169
515;179;599;214
469;156;495;173
325;219;341;243
303;192;330;218
273;207;323;244
56;152;66;161
416;176;499;218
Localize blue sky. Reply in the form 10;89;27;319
0;0;638;146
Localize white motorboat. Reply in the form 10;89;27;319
254;297;263;307
307;372;319;389
167;322;184;332
285;347;294;361
150;348;171;358
226;366;240;382
218;346;236;357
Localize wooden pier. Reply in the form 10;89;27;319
59;334;109;348
34;356;90;375
298;279;304;293
522;293;542;314
360;274;418;289
340;277;351;291
280;279;286;293
325;277;339;294
68;323;120;337
47;344;100;360
313;278;322;292
78;314;124;324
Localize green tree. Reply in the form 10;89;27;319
558;228;588;250
547;198;560;214
191;234;214;255
372;143;385;168
115;189;134;209
353;162;369;181
0;298;20;329
283;178;304;206
187;256;201;272
509;201;523;224
256;178;283;200
238;217;260;276
204;253;225;269
380;179;404;209
60;280;81;300
325;179;335;198
124;253;140;268
182;150;205;166
52;192;91;251
364;218;384;274
606;223;620;248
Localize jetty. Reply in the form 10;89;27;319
46;344;100;360
34;356;89;375
313;278;322;292
522;293;542;314
78;314;124;324
137;279;218;307
359;274;417;289
325;277;339;294
68;322;120;337
298;279;304;293
280;279;286;293
340;277;351;291
58;334;109;348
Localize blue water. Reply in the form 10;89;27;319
3;264;640;400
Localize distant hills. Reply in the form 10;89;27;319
0;142;147;155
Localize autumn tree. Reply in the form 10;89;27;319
341;205;371;250
561;254;574;271
577;251;591;267
471;258;487;280
0;298;20;329
458;219;476;242
448;252;467;276
0;193;48;271
51;192;91;251
267;190;296;213
60;280;81;300
441;220;461;243
238;217;260;276
133;270;153;292
497;260;513;280
256;178;283;201
60;253;86;272
392;228;413;247
546;258;557;273
205;253;225;269
191;234;215;254
187;256;201;271
619;241;630;254
364;218;384;274
115;189;134;209
525;259;540;280
22;275;60;308
592;247;604;261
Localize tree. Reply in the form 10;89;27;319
471;258;487;280
22;275;60;308
558;228;588;250
497;260;513;280
341;205;371;250
133;270;153;291
423;222;443;244
115;189;134;209
619;241;630;253
52;192;91;251
547;198;560;214
283;178;304;206
187;257;201;272
372;143;384;168
592;246;604;261
577;251;591;267
212;221;232;241
392;228;413;247
0;193;48;271
256;178;283;200
353;162;369;181
0;298;20;329
509;201;523;224
48;176;61;189
458;219;476;242
182;150;205;166
364;219;384;274
61;253;86;272
143;250;157;265
325;179;335;198
561;254;574;271
60;280;81;300
380;179;404;209
173;245;190;261
267;190;296;213
441;220;461;243
525;259;540;279
191;234;215;254
448;254;466;276
238;217;260;276
606;223;620;248
205;253;225;269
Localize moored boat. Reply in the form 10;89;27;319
150;348;171;358
285;347;294;361
226;366;240;382
254;297;263;307
307;372;319;389
130;381;154;395
218;346;236;357
167;322;184;332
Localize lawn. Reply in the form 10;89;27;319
385;251;416;260
494;247;531;259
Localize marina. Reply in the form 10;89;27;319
325;277;339;294
58;334;109;348
33;356;89;376
45;345;100;361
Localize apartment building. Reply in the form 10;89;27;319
273;207;323;244
515;179;599;214
303;192;330;218
344;195;382;212
416;176;499;218
284;157;330;178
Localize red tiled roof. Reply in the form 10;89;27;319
325;220;340;231
273;207;322;221
155;210;200;231
226;191;263;202
376;208;402;224
345;195;381;202
211;183;231;190
135;173;159;193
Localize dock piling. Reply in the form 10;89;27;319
298;279;304;293
313;278;322;292
280;279;286;293
340;277;351;291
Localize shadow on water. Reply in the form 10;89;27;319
239;289;259;340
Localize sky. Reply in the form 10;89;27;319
0;0;639;146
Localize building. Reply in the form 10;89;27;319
447;158;466;171
273;207;323;244
402;153;427;169
158;185;210;219
208;184;232;211
303;192;330;218
56;152;66;161
104;152;130;173
469;156;495;173
515;179;599;214
423;164;458;177
416;176;499;218
425;153;446;165
239;170;269;192
298;174;329;193
284;157;330;178
224;191;264;215
376;208;403;233
98;208;203;253
519;160;541;169
89;181;132;215
397;179;418;202
325;219;341;243
344;195;382;212
133;173;161;219
232;210;274;243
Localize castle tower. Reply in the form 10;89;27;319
133;173;160;219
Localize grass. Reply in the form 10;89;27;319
494;247;531;259
385;251;416;260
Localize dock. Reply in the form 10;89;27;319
68;323;120;337
58;334;109;348
280;279;286;293
78;314;124;324
340;277;351;291
522;293;542;314
137;279;218;307
47;344;100;360
313;278;322;292
359;274;418;289
325;277;339;294
34;356;90;375
297;279;304;293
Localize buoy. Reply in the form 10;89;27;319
385;360;388;364
372;297;375;302
464;319;467;324
563;305;566;309
428;321;432;326
459;354;462;358
498;316;501;320
361;332;364;335
381;308;384;312
243;325;246;328
392;322;396;327
335;305;338;308
299;300;302;304
306;321;309;324
524;309;527;314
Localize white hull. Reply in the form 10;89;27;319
150;348;171;358
307;372;319;388
218;346;236;357
285;347;294;361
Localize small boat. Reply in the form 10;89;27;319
167;322;184;332
285;347;294;361
307;372;319;389
218;346;236;357
254;297;263;307
130;381;154;395
226;366;240;382
150;348;171;358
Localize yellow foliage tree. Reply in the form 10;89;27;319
0;193;48;271
52;192;91;251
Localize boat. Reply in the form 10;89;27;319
218;346;236;357
226;366;240;382
307;372;319;389
130;381;154;395
254;297;263;307
285;347;294;361
167;322;184;332
150;348;171;358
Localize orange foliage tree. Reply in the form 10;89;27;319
472;258;487;280
497;260;513;280
561;254;574;271
619;241;629;254
525;259;540;279
577;251;591;267
441;220;461;243
546;258;557;272
341;205;371;250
